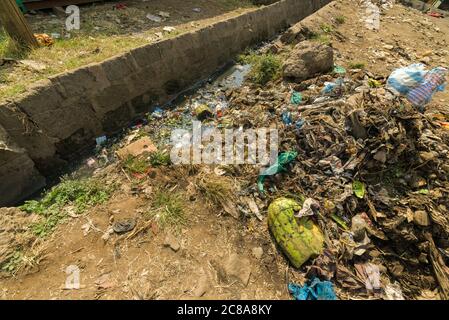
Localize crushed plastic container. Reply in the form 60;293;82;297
268;197;324;268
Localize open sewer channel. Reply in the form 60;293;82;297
24;61;253;200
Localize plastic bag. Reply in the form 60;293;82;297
289;278;337;300
387;64;447;109
386;63;428;96
257;151;297;193
407;67;447;108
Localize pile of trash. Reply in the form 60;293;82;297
90;39;447;299
205;40;449;299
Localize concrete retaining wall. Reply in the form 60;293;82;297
0;0;332;206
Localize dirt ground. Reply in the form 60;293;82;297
1;0;449;300
1;166;288;300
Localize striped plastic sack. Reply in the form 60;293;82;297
407;67;447;108
386;63;428;96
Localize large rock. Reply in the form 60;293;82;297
283;41;333;82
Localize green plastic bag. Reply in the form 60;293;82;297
268;198;324;268
333;65;346;75
290;91;302;105
257;151;297;193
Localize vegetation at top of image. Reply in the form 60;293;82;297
20;177;115;237
239;52;282;85
0;0;258;102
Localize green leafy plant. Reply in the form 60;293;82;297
123;155;150;174
149;150;171;167
1;251;23;273
239;52;282;86
21;177;114;237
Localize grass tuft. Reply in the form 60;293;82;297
20;177;114;237
146;189;186;229
123;151;171;175
123;155;150;175
349;61;366;69
239;52;281;86
320;23;333;33
149;150;171;167
335;15;346;24
196;174;236;208
310;33;331;45
0;28;29;59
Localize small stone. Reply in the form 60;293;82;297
221;254;251;286
373;149;387;163
251;247;263;259
163;26;176;33
420;56;432;64
418;253;428;264
115;137;157;160
146;14;162;22
164;233;180;252
158;11;170;18
413;210;430;227
95;274;116;289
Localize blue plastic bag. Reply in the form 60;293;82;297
289;278;337;300
386;63;428;96
387;64;447;109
